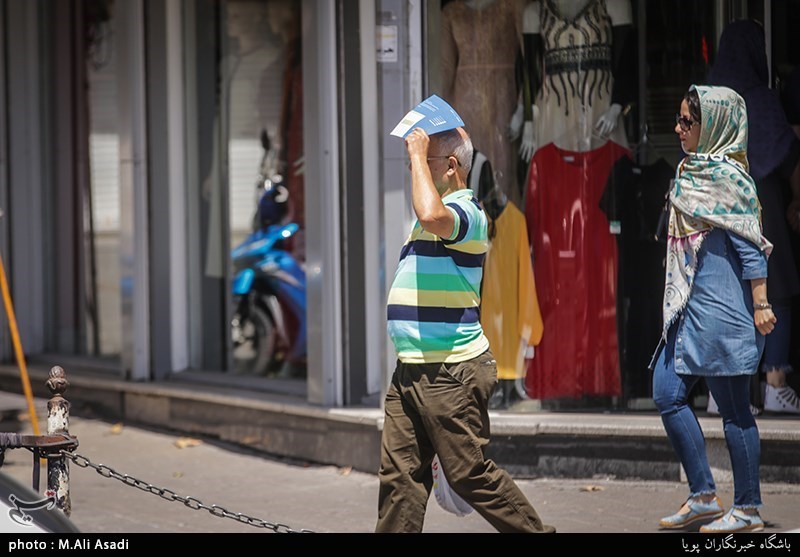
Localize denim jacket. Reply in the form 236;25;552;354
650;228;768;377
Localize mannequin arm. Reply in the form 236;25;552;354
509;102;540;157
509;102;524;139
518;108;539;161
522;32;542;122
513;31;542;159
595;103;623;137
594;23;634;137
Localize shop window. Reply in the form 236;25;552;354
85;0;122;359
427;0;641;406
185;0;306;383
423;1;796;408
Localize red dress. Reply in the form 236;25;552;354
524;141;631;399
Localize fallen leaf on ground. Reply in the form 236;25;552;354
339;466;352;476
108;423;123;435
173;471;184;478
174;437;202;449
579;485;605;492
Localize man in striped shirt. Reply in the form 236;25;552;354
375;127;554;533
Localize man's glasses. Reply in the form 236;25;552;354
675;114;697;132
427;155;460;166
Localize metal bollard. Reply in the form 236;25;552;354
46;365;71;516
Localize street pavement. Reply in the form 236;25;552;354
1;394;799;535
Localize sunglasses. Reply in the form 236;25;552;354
675;114;697;132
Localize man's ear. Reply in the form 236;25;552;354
447;156;458;177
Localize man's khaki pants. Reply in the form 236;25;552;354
375;349;553;533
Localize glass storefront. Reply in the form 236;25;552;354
39;0;124;368
4;0;796;411
7;0;314;390
85;0;123;360
422;0;800;409
184;0;308;384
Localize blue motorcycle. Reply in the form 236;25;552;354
230;130;307;376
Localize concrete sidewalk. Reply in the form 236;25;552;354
1;364;799;489
0;391;799;534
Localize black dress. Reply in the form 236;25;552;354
600;156;675;400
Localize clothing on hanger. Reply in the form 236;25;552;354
441;0;527;205
473;147;541;382
599;155;674;399
481;202;543;381
524;140;630;399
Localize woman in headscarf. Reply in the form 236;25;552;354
650;85;775;533
707;19;800;415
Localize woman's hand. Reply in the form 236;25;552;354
754;308;777;335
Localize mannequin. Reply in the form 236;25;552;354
441;0;527;206
509;0;634;157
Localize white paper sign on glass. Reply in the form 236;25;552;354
390;95;465;139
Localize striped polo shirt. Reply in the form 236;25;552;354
387;188;490;364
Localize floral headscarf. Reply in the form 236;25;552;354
661;85;772;337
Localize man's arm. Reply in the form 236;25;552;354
406;129;455;239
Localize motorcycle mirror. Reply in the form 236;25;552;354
260;129;270;151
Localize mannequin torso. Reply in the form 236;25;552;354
512;0;633;155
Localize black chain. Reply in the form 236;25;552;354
60;450;313;533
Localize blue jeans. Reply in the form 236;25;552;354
652;334;762;509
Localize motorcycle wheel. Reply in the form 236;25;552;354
231;303;277;375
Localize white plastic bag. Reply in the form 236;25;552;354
431;454;473;517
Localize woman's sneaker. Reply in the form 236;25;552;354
699;508;764;533
764;385;800;414
659;496;725;529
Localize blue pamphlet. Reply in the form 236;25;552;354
390;94;465;138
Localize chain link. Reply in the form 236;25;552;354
60;450;313;533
